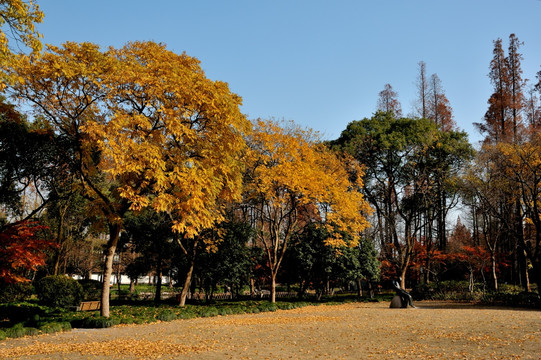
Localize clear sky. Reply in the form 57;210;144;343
36;0;541;145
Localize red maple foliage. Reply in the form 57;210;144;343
0;220;55;283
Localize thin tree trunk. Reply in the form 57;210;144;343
250;277;255;297
53;206;66;276
356;278;363;297
115;251;122;296
491;254;498;291
154;254;163;304
270;273;276;303
179;257;195;306
100;223;121;318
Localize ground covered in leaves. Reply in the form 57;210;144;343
0;301;539;359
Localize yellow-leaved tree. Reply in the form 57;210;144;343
0;0;43;84
93;41;250;307
8;41;249;315
244;119;372;302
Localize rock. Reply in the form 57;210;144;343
389;295;404;308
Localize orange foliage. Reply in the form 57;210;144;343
0;220;55;283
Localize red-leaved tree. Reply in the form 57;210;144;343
0;220;54;283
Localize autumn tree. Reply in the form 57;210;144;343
453;200;492;292
0;0;43;85
101;42;250;307
477;35;525;144
376;83;402;117
470;34;534;292
244;119;371;302
427;74;456;132
463;145;517;290
8;41;249;315
497;137;541;292
0;220;53;284
414;62;456;131
506;34;525;142
476;38;511;143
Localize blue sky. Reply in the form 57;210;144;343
36;0;541;145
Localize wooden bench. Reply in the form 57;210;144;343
77;300;101;311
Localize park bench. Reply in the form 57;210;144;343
77;300;101;311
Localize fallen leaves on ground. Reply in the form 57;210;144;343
0;338;211;359
0;301;539;359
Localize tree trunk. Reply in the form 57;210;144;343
179;256;195;306
533;260;541;294
356;278;363;297
154;255;163;304
400;267;408;290
249;277;255;297
491;254;498;291
52;208;65;276
518;246;531;292
116;258;122;296
100;223;121;318
270;273;276;303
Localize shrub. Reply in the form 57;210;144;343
77;279;102;301
0;282;33;303
276;302;295;310
199;307;218;317
0;303;46;324
218;307;233;316
156;310;177;322
35;276;83;308
78;316;117;328
39;321;71;334
39;322;63;334
4;323;39;338
482;291;541;308
177;311;196;320
257;303;277;312
5;324;25;339
23;327;40;336
412;281;475;301
0;330;6;340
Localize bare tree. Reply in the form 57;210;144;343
377;83;402;117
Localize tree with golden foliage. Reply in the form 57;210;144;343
0;0;43;83
8;41;249;315
244;119;371;302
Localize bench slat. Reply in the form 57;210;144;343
78;301;101;311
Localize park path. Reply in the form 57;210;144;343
0;301;539;359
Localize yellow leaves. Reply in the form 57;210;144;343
0;338;210;359
246;119;372;248
0;0;43;70
9;40;250;244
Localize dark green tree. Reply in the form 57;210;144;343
332;111;473;288
122;209;176;303
196;220;253;300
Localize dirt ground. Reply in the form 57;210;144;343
0;301;539;359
